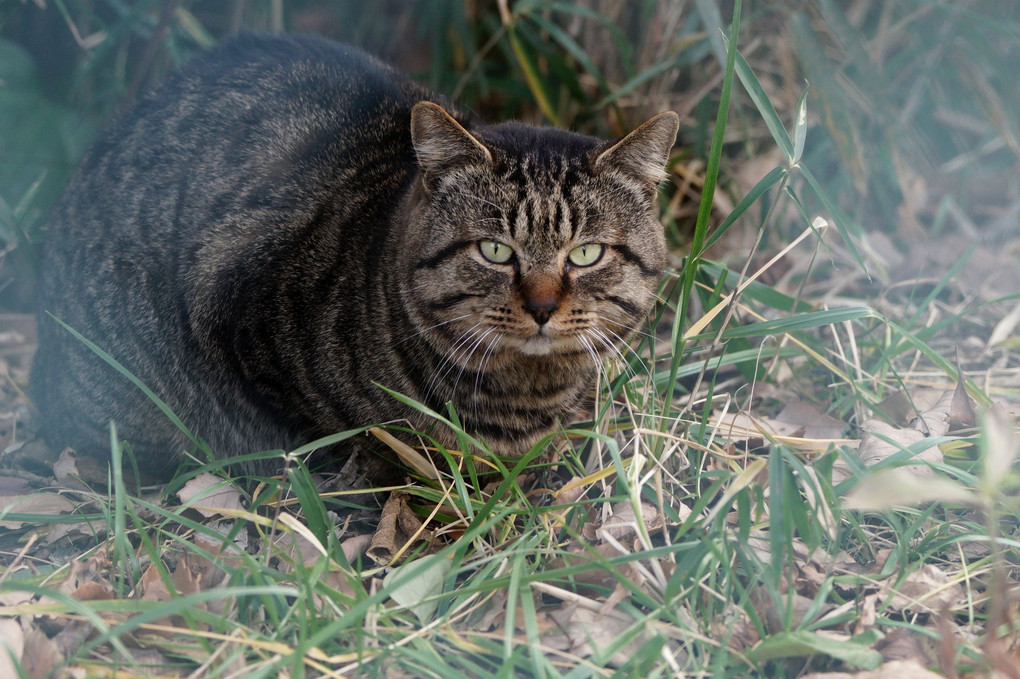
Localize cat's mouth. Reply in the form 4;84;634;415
515;331;581;356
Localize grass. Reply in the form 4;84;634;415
2;1;1019;677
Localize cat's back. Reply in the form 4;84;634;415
64;33;434;222
32;34;442;470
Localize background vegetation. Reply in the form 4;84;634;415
1;1;1018;677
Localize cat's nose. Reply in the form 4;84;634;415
524;297;558;325
521;276;561;325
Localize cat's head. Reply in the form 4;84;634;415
403;102;678;367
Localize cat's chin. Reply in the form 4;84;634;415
514;333;581;357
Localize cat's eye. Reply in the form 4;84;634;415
479;240;514;264
567;243;604;267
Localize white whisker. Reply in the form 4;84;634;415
397;313;474;345
471;332;502;423
450;326;495;398
423;322;484;404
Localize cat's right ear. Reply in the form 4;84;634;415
411;102;491;192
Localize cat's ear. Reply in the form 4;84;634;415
593;111;679;187
411;102;491;191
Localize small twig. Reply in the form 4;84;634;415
124;0;183;107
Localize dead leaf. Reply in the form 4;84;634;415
907;391;952;438
20;627;61;679
708;409;853;453
184;537;239;592
776;400;848;440
595;502;662;541
880;564;965;614
854;419;944;475
877;389;946;426
138;561;174;603
988;299;1020;348
843;468;976;510
52;449;89;491
383;553;451;623
176;473;244;518
367;492;433;565
0;492;83;529
547;542;628;591
539;602;674;668
475;588;508;632
554;477;589;505
750;586;831;633
51;554;115;601
982;406;1019;485
0;619;24;679
800;659;944;678
949;352;976;431
370;427;438;479
875;628;935;665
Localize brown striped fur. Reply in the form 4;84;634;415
31;34;678;480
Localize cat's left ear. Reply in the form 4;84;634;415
411;102;491;192
593;111;679;187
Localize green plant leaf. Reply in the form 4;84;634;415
384;554;452;623
792;82;809;164
717;306;881;340
48;314;211;457
702;166;788;252
748;630;882;668
725;35;794;160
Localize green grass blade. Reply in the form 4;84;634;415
792;83;810;164
47;313;211;457
726;35;794;160
503;22;560;125
663;0;742;430
798;163;869;276
286;460;331;548
702;166;788;252
716;306;881;340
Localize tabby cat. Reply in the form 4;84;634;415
31;33;678;480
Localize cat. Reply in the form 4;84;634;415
30;33;678;482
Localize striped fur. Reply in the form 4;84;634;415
31;34;678;480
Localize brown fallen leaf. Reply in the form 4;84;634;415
547;542;628;591
776;400;848;440
875;628;936;665
340;533;373;564
0;492;84;529
908;390;953;438
51;449;90;491
800;659;944;678
176;472;244;518
539;602;675;668
842;468;976;510
879;564;965;615
20;627;62;679
708;409;854;454
367;492;433;565
0;619;24;679
832;418;945;486
750;585;832;634
595;502;662;541
51;553;115;602
370;427;439;480
949;351;977;432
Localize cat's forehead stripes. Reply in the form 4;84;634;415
495;153;593;247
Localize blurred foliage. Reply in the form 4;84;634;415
0;0;1017;309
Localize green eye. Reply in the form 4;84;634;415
479;240;514;264
567;243;604;267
